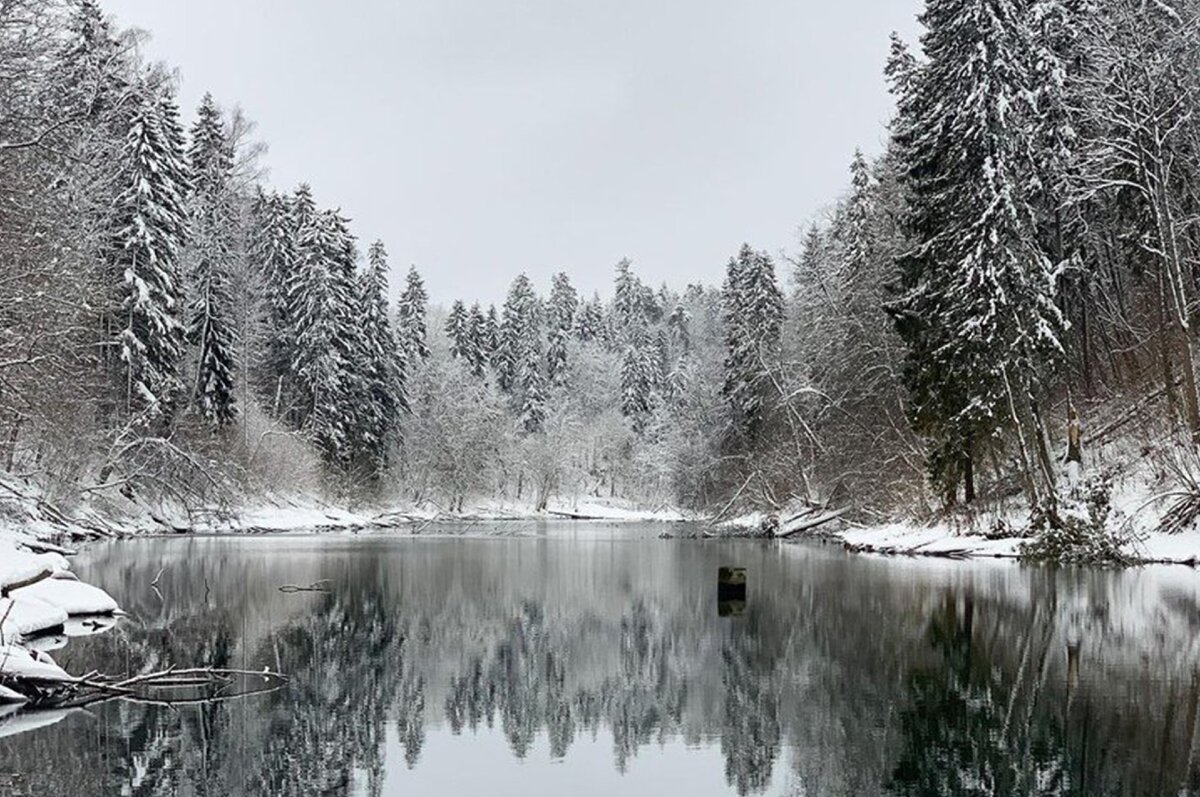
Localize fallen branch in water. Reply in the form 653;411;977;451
278;579;331;594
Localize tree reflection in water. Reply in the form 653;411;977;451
3;532;1200;797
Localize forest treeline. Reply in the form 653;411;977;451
2;0;1199;526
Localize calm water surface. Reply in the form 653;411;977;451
3;523;1200;796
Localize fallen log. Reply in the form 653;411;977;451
778;509;846;538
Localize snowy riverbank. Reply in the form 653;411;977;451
0;531;121;714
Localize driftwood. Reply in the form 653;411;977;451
778;508;846;538
0;568;52;599
278;579;331;594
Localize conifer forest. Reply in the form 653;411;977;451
7;0;1196;535
10;2;1200;796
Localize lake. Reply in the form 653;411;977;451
2;523;1200;796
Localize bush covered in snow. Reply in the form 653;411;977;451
1019;475;1133;565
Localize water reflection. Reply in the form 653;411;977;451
2;529;1200;796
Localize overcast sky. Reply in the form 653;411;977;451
104;0;921;306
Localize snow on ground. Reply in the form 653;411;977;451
834;522;1024;559
187;494;692;533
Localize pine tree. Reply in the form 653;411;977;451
107;89;190;419
445;300;470;360
889;0;1065;504
185;93;239;426
396;266;430;363
722;244;783;445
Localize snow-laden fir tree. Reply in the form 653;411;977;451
249;189;298;415
396;266;430;363
722;244;783;445
546;272;578;387
496;274;542;395
484;305;500;366
353;240;407;474
574;293;605;342
107;88;191;419
519;346;547;433
666;302;691;356
445;300;470;361
888;0;1065;504
288;200;351;462
620;331;659;434
185;93;239;426
466;303;489;377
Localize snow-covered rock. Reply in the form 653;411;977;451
11;577;119;615
0;684;27;704
0;644;71;683
0;595;68;639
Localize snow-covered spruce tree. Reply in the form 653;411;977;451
546;272;578;388
519;346;547;433
620;331;659;434
888;0;1065;505
445;300;470;361
248;188;298;416
466;303;489;377
107;88;191;420
352;240;407;474
721;244;783;446
496;274;542;396
396;266;430;363
483;305;500;368
666;303;691;353
184;92;239;426
574;293;605;342
288;201;352;463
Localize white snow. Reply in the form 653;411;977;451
0;644;71;683
0;595;68;639
11;577;119;615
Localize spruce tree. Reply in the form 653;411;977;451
574;293;605;342
185;93;239;426
249;189;298;415
466;303;489;377
480;304;499;367
445;300;470;360
396;266;430;363
496;274;541;395
353;241;406;473
889;0;1065;504
722;244;783;445
289;201;349;462
108;89;190;419
546;272;578;387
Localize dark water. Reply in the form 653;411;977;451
2;524;1200;796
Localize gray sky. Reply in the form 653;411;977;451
105;0;921;305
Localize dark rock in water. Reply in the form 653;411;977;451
718;566;746;603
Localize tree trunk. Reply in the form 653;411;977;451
962;445;976;504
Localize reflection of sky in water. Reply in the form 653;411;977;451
3;527;1200;796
